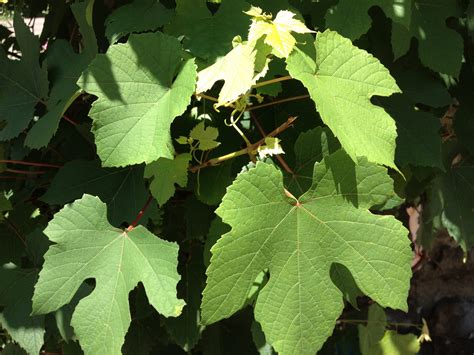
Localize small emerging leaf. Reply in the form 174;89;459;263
190;122;220;151
145;153;191;206
247;8;314;58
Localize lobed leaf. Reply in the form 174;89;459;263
287;30;400;169
32;195;184;354
202;151;412;354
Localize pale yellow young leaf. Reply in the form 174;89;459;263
247;10;314;58
196;43;256;107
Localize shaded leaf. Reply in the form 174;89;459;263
0;265;45;355
0;13;48;140
379;95;443;168
165;0;250;61
391;0;463;76
285;126;340;196
325;0;412;40
441;158;474;250
144;153;191;206
105;0;174;43
24;41;89;149
41;159;149;226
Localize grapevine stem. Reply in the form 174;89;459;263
250;111;294;174
252;75;292;89
37;95;80;126
247;95;310;111
0;160;62;168
127;195;154;231
62;114;78;126
195;93;219;102
4;168;47;175
337;319;422;328
190;116;297;173
4;219;26;247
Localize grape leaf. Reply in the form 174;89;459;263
190;122;221;151
392;67;452;108
77;32;197;167
195;162;233;206
391;0;463;76
287;30;400;169
454;104;474;156
358;304;387;351
378;95;443;169
163;244;206;351
2;343;27;355
196;41;266;107
0;265;45;355
246;7;314;58
24;41;89;149
105;0;174;43
71;1;98;60
144;153;191;206
41;159;150;226
202;151;412;354
325;0;412;40
32;194;184;354
165;0;250;61
0;13;49;140
440;158;474;250
23;2;98;148
369;331;420;355
359;305;420;355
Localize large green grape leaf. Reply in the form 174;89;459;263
165;0;250;61
105;0;174;43
325;0;412;40
202;151;412;354
287;30;400;169
0;13;49;140
391;0;463;76
0;265;44;355
32;195;184;354
41;159;150;226
77;32;197;167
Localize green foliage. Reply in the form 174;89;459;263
32;195;183;354
287;30;400;169
1;0;473;353
0;13;48;140
145;153;191;206
202;154;411;354
77;32;197;167
105;0;174;43
358;304;420;355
